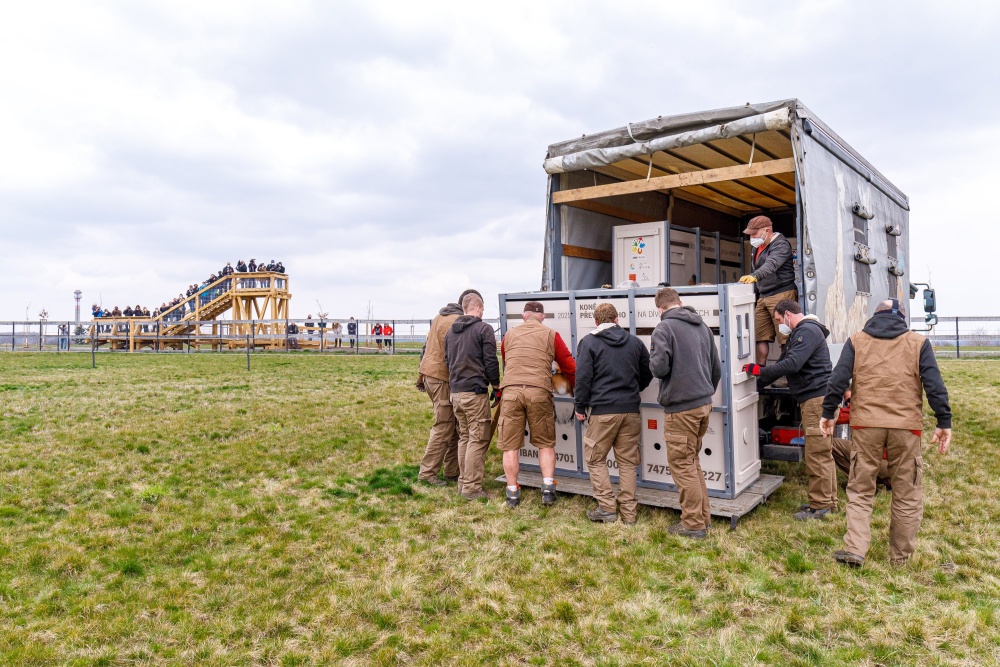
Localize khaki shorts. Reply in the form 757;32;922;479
497;386;555;452
755;289;798;344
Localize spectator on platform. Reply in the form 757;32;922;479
275;261;285;273
248;259;257;272
236;260;247;272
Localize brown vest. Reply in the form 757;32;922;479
418;312;461;381
500;320;556;391
850;330;925;430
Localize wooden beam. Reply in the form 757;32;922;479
562;244;613;263
553;158;795;204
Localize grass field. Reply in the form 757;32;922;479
1;354;998;666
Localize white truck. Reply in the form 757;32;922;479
499;99;936;523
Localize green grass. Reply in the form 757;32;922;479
0;353;998;665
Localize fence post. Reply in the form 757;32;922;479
955;317;961;359
91;331;96;369
247;332;251;371
10;322;14;351
39;322;43;351
391;319;396;356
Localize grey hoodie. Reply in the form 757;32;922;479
649;306;722;413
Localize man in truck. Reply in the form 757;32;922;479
739;215;797;367
820;299;952;568
497;301;576;509
743;299;839;520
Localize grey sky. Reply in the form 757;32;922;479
1;1;996;321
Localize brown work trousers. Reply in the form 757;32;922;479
451;391;493;495
664;403;713;531
417;377;459;481
832;436;889;482
799;397;838;511
843;428;923;563
584;413;641;523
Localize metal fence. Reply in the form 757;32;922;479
927;317;1000;359
0;318;502;355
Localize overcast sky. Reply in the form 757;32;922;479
1;1;996;322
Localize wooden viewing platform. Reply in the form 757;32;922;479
91;272;292;351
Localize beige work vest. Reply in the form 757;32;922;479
500;320;555;391
850;330;925;431
418;312;460;382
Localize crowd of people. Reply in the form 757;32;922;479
90;259;288;324
415;282;952;570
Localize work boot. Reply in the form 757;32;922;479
444;475;459;483
793;507;831;521
668;523;707;540
541;482;557;506
505;487;520;509
461;490;489;501
420;477;447;487
586;507;618;523
833;550;865;568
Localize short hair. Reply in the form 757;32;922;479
593;303;618;325
458;289;482;305
774;299;802;316
462;293;484;313
654;287;681;309
875;299;906;317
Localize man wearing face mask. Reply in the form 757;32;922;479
739;215;797;366
819;299;952;568
743;299;840;520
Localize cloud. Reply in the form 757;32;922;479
0;0;997;322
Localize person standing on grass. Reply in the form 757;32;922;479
821;299;952;569
347;317;357;349
444;293;501;501
649;287;721;540
416;289;482;486
331;321;342;348
743;299;841;521
574;303;652;525
497;301;577;509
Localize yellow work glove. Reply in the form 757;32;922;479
738;275;757;284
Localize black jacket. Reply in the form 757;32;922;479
822;312;952;428
444;316;500;394
347;321;357;335
751;233;797;297
574;325;652;415
758;316;832;403
649;306;722;413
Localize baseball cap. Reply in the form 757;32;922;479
523;301;545;314
743;215;772;234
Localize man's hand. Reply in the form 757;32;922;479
932;428;952;454
819;417;836;438
742;363;761;376
415;374;426;392
738;275;757;284
490;388;502;408
575;412;587;422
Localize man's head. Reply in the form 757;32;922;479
875;299;907;320
743;215;773;246
654;287;682;313
462;293;484;317
593;302;619;325
522;301;545;323
458;288;483;306
773;299;803;330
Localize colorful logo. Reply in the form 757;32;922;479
632;237;645;255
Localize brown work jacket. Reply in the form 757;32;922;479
418;312;461;382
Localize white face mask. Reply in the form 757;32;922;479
778;323;792;336
749;235;766;248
